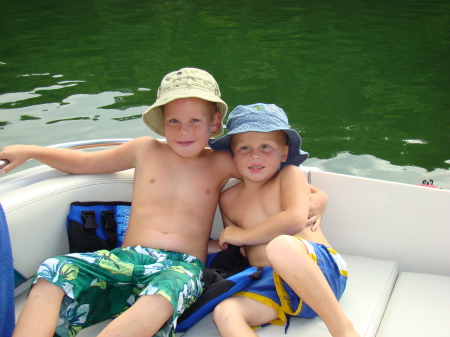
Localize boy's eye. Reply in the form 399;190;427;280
261;144;271;149
168;119;179;124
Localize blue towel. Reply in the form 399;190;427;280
0;203;15;337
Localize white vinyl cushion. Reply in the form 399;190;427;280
181;255;398;337
376;272;450;337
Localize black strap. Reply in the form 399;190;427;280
67;210;105;252
82;211;98;231
102;210;118;249
250;267;264;280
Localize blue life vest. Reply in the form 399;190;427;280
66;201;131;253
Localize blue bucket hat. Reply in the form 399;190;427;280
208;103;308;167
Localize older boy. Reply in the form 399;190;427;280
209;104;359;337
2;69;326;337
3;68;238;337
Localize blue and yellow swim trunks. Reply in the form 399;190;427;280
235;238;348;327
33;246;204;337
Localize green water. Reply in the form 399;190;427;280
1;0;449;188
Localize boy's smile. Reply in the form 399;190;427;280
248;165;265;175
177;140;196;147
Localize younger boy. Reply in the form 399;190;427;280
209;104;359;337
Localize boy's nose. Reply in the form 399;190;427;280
250;150;261;159
178;124;190;135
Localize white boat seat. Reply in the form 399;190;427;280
376;272;450;337
181;255;398;337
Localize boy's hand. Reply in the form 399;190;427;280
307;186;328;232
306;215;322;232
208;240;221;254
0;159;10;172
0;145;33;174
218;225;245;251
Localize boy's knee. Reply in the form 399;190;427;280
138;294;173;313
266;235;305;265
31;278;64;296
212;300;233;324
266;235;294;255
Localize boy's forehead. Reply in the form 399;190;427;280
232;131;284;143
165;97;210;107
163;98;215;115
163;110;212;120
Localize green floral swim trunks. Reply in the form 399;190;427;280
33;246;204;337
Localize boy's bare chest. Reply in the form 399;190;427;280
233;186;281;228
135;159;222;198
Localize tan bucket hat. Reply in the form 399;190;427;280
142;67;228;137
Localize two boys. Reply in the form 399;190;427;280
1;68;339;336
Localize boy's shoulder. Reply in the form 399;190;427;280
208;149;241;180
128;136;166;149
279;164;303;177
204;148;234;165
131;135;159;143
122;136;154;144
119;136;169;160
220;179;243;203
277;165;309;191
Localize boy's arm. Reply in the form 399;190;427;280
307;185;328;231
1;145;90;174
209;189;237;252
0;137;152;175
217;210;238;251
219;165;311;249
208;240;221;254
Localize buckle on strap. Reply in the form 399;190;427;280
81;210;98;229
102;210;117;230
102;210;118;248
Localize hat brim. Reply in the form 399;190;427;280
142;87;228;137
209;127;308;168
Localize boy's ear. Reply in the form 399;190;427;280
281;145;289;162
210;111;221;133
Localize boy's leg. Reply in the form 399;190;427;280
265;235;359;337
97;294;173;337
213;296;278;337
13;278;65;337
